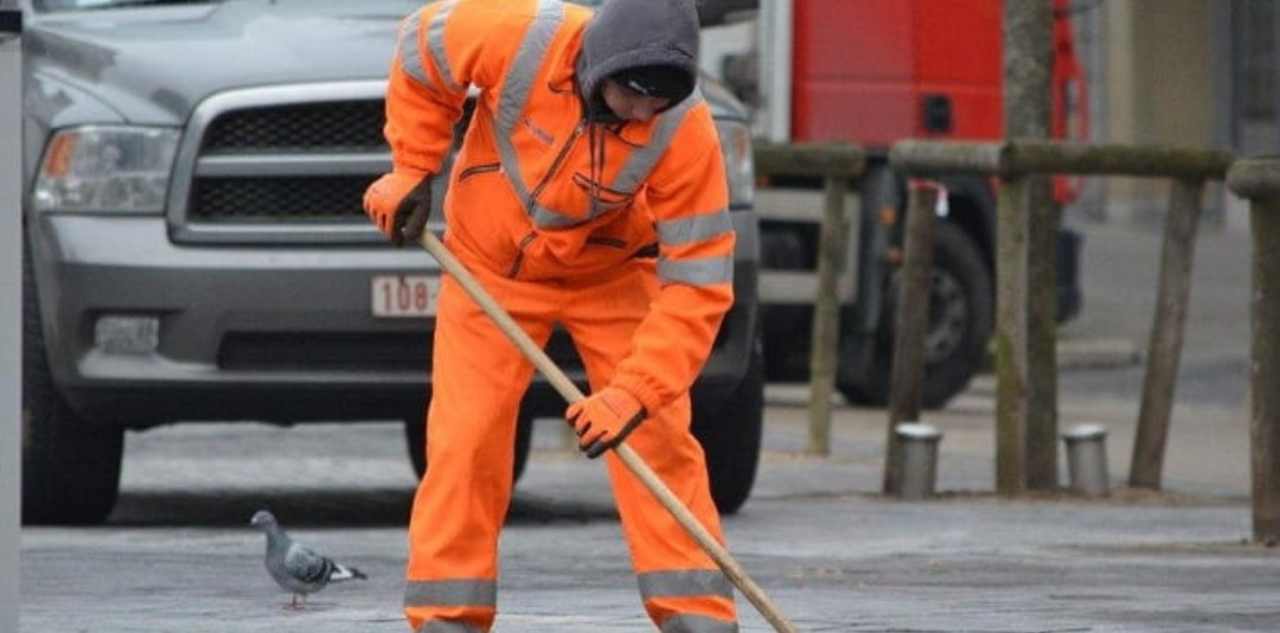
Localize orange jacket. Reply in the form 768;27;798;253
373;0;734;416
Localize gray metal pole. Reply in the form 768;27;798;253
1;1;23;630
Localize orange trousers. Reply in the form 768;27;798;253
403;235;738;633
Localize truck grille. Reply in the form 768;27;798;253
171;82;395;243
201;100;387;153
190;175;378;222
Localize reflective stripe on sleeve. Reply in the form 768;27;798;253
403;579;497;608
656;209;732;246
398;8;428;85
425;0;464;93
657;255;734;287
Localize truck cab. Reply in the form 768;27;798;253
739;0;1084;406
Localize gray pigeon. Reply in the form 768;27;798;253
249;510;368;608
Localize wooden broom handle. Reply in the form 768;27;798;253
417;231;798;633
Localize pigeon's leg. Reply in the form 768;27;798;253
289;594;300;610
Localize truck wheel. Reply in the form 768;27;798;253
404;406;534;486
840;221;993;409
22;239;124;525
691;337;764;515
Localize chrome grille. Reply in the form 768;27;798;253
201;100;387;153
170;82;393;244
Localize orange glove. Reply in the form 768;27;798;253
363;172;433;246
565;386;647;458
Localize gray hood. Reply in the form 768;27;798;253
24;0;415;125
576;0;699;103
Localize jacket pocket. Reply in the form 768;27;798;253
458;162;501;183
572;171;634;212
507;230;538;279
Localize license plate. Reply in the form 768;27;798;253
371;275;440;318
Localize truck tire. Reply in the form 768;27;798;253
22;239;124;525
691;336;764;515
841;221;993;409
404;406;534;486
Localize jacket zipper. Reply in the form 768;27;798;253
528;119;586;207
458;162;500;182
507;231;538;278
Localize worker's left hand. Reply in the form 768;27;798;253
565;386;646;458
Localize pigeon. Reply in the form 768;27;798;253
249;509;368;608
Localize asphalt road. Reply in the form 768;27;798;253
20;221;1278;632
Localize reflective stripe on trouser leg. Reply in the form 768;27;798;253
404;260;555;632
559;261;738;629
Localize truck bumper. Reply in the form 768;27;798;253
32;210;759;426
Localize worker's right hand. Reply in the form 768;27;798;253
363;172;433;247
565;386;647;459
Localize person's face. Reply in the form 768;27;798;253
601;79;672;122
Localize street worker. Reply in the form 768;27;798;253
362;0;738;631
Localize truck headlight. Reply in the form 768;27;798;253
33;126;180;214
714;119;754;208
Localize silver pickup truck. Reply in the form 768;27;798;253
19;0;763;524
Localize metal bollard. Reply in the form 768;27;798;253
1061;424;1110;496
894;423;943;500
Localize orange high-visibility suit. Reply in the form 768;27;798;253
367;0;738;631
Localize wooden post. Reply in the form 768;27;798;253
1026;179;1060;490
995;176;1029;496
807;175;850;456
1129;178;1205;489
1250;194;1280;543
1004;0;1053;493
883;182;939;494
1227;158;1280;543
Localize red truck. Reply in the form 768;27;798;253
738;0;1085;406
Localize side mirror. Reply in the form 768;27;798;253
697;0;757;27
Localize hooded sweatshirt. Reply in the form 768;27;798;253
577;0;700;112
377;0;734;416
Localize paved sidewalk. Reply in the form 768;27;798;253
21;220;1278;632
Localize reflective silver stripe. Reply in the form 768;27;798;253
528;94;702;229
657;256;734;286
657;209;732;246
524;93;706;229
529;199;617;229
531;204;580;229
426;0;463;93
404;579;497;608
638;570;734;600
659;614;739;633
495;0;564;205
417;622;484;633
610;90;703;195
398;8;428;85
